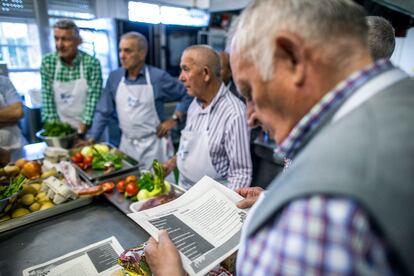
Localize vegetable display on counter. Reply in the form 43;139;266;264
137;160;170;201
0;160;79;223
117;160;172;204
43;121;75;137
71;144;123;173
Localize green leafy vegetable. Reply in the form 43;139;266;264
0;175;27;200
43;121;75;137
91;152;123;170
139;172;154;191
149;160;165;197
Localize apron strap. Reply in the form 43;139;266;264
79;61;84;79
144;66;151;85
54;59;61;81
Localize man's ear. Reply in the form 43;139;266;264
203;66;211;82
274;32;306;86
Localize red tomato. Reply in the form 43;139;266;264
116;180;127;193
125;175;137;183
71;152;84;163
101;182;115;193
125;182;139;197
84;155;93;165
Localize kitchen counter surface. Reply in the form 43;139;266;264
0;196;150;275
1;143;149;275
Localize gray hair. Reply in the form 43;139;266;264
120;31;148;53
233;0;368;81
184;45;221;78
53;19;81;39
366;16;395;60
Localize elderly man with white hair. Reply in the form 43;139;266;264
142;0;414;275
163;45;252;190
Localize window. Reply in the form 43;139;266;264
0;21;41;95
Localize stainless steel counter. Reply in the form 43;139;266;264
0;197;150;275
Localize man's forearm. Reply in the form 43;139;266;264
0;102;23;123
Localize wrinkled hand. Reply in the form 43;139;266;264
156;119;176;138
163;156;177;176
246;101;261;129
234;186;264;209
145;230;185;276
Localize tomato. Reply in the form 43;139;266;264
125;175;137;183
83;155;93;165
101;182;115;193
71;152;84;163
125;182;139;197
116;180;127;193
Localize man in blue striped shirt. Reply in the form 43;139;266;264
163;45;252;190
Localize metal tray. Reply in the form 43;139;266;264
89;172;186;214
72;144;140;184
0;196;93;233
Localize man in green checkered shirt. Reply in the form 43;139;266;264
41;19;102;135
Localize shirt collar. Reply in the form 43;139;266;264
274;59;394;160
195;82;227;114
124;65;146;80
59;50;82;66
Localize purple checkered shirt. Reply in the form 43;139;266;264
238;60;398;275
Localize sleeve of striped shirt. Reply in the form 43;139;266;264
40;56;59;123
82;57;103;125
225;112;252;189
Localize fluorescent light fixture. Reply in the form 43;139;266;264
128;2;160;24
48;10;95;20
160;6;209;26
128;1;209;26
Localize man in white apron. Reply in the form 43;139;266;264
40;19;102;135
88;32;192;171
0;76;23;150
116;66;169;170
163;45;252;190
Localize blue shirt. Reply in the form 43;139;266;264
89;65;192;141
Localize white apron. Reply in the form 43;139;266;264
176;105;225;189
116;67;168;170
53;60;88;129
0;93;21;150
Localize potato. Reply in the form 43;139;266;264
11;208;30;218
20;194;35;206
